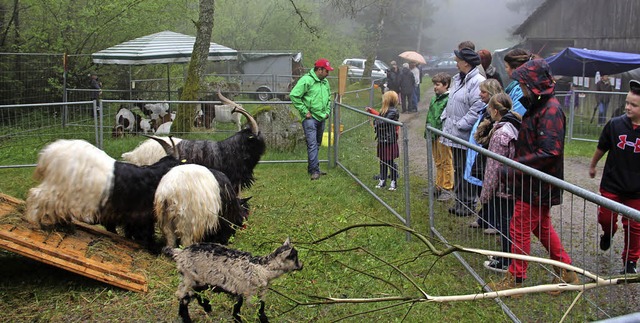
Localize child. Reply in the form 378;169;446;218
479;93;521;273
424;72;454;200
374;90;400;191
588;79;640;274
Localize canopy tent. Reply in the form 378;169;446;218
545;47;640;77
91;31;237;100
92;30;237;65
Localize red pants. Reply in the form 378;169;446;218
509;200;572;279
598;188;640;263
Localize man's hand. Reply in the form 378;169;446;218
589;166;597;178
306;112;312;119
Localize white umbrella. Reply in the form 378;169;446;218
399;51;426;64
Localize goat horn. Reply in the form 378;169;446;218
217;89;259;135
143;135;179;159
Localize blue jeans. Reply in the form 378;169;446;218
598;102;609;125
302;118;325;174
411;85;419;111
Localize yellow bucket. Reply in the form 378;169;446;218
321;132;333;147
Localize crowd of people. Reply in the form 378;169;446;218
291;46;640;291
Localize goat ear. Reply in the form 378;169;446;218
284;237;291;246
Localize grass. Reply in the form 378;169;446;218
0;83;611;322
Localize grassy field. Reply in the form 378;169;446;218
0;82;607;322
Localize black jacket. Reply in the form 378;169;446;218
398;67;415;95
375;107;399;143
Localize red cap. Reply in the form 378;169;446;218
314;58;334;71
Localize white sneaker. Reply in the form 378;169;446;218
375;179;386;188
388;180;397;191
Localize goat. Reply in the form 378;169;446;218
135;102;170;121
122;91;266;194
199;101;242;131
139;118;154;134
112;106;141;137
164;238;303;323
154;164;250;248
155;121;172;135
24;136;183;247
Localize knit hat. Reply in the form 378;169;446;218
454;48;481;67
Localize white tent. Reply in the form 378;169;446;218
92;30;237;65
91;31;237;99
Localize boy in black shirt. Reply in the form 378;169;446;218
589;79;640;274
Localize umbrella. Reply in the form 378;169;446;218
399;51;426;64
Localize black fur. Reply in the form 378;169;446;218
103;155;183;247
176;128;266;191
200;168;249;245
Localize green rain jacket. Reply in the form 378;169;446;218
290;69;332;121
424;91;449;139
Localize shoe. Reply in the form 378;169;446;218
469;220;480;228
319;171;327;176
375;179;386;188
484;228;499;235
547;266;580;295
621;261;637;274
484;258;509;273
436;189;454;201
388;180;397;191
310;173;321;180
487;272;523;298
600;233;612;251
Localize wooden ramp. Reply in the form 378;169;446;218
0;193;148;292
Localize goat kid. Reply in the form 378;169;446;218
24;136;183;247
164;238;303;323
154;164;250;248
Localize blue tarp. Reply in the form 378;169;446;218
545;47;640;77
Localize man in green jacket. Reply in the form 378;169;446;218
290;58;333;180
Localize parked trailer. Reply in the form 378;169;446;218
238;52;303;101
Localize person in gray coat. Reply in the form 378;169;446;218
440;47;486;216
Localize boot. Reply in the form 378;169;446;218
388;180;397;191
375;179;386;188
487;272;524;298
547;266;579;296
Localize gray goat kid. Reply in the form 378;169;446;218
164;238;303;323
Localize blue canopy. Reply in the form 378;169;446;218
545;47;640;77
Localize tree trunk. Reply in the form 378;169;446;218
363;2;388;80
174;0;215;134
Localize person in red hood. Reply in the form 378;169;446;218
489;59;579;295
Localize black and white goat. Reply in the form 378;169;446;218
113;106;142;137
154;164;250;248
122;92;266;193
24;137;183;247
164;238;303;323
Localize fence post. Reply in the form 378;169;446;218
426;125;435;239
401;123;411;241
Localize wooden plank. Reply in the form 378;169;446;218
0;193;149;293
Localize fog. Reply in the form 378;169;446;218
422;0;542;56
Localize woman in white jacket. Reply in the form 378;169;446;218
440;47;486;216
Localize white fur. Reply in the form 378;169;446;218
155;121;172;135
121;137;183;166
154;164;222;247
115;107;136;132
214;104;242;131
143;102;170;121
139;118;153;134
25;140;115;227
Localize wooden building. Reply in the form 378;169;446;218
514;0;640;57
